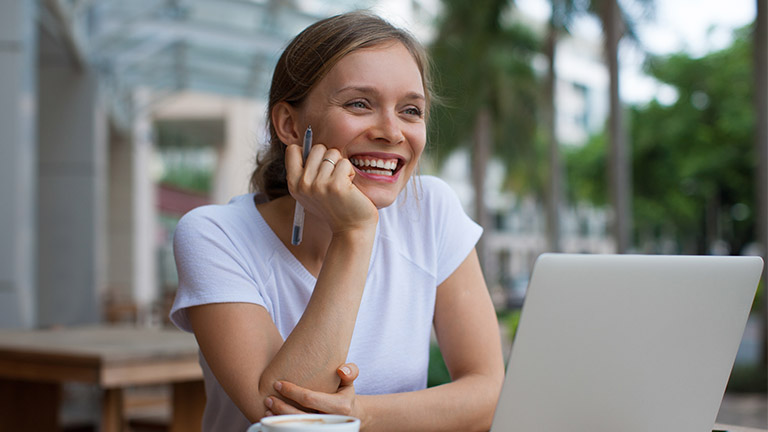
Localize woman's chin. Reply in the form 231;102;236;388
354;165;417;209
358;185;401;209
370;194;398;209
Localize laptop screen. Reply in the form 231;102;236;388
492;254;762;432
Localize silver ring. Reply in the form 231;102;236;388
322;158;336;167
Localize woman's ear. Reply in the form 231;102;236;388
272;102;302;146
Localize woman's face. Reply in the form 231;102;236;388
297;42;427;209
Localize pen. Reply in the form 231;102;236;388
291;125;312;245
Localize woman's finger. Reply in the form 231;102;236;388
315;148;343;176
284;144;305;187
273;381;352;415
294;144;326;190
336;362;359;387
265;395;308;416
285;143;327;187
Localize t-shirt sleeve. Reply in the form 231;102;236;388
424;177;483;285
169;208;267;332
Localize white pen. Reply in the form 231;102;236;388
291;125;312;245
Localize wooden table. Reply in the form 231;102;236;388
0;325;205;432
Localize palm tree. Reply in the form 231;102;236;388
542;0;651;254
754;0;767;367
430;0;539;269
584;0;653;253
591;0;629;253
542;0;579;253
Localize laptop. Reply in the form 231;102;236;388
491;253;763;432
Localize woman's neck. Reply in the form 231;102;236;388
256;195;333;277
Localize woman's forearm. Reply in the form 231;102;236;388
259;226;376;398
359;372;503;432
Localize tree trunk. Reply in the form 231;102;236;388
603;0;632;253
473;107;492;273
544;23;561;253
754;0;768;367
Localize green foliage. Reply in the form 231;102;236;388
564;133;608;205
566;27;756;254
429;0;540;192
427;342;452;387
727;363;768;393
428;309;522;387
161;168;212;194
500;308;522;342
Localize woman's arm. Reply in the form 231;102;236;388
268;248;505;431
188;143;379;423
363;248;504;431
188;226;375;422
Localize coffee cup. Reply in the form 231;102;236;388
247;414;360;432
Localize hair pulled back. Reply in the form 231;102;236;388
250;11;433;200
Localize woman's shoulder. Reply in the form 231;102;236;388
175;194;259;241
407;175;466;213
413;174;453;194
381;175;467;229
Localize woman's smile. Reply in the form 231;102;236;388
349;153;406;183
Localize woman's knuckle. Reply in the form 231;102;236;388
302;393;317;406
340;400;352;415
310;181;324;195
328;181;345;194
298;176;312;191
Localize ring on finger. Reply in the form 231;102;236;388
322;158;336;167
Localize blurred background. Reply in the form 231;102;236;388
0;0;766;429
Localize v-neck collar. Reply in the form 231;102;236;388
248;195;380;284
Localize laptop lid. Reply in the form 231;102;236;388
491;253;763;432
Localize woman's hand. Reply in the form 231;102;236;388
285;143;378;234
264;363;367;424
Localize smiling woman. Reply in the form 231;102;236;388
169;11;504;432
273;41;426;208
251;12;433;202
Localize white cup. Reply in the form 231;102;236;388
247;414;360;432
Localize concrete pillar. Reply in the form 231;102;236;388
0;1;38;328
212;99;260;204
37;67;107;327
132;90;158;322
107;92;159;325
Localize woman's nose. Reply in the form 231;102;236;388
372;112;405;144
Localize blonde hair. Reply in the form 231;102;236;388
250;11;434;199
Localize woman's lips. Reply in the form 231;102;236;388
349;154;404;183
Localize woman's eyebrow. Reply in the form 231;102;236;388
333;85;377;97
403;91;426;103
333;86;425;102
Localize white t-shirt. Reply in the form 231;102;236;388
170;175;482;432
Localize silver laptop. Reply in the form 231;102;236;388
491;253;763;432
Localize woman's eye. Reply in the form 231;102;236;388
346;100;368;110
403;106;424;118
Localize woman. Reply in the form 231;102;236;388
170;11;504;431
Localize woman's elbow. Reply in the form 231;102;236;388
480;370;505;430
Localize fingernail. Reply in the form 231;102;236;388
265;397;273;408
273;381;282;391
340;366;351;375
265;410;273;417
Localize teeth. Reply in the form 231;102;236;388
360;168;392;176
351;157;398;172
